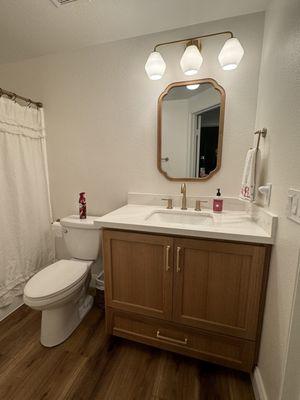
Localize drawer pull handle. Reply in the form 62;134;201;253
176;246;181;272
165;245;171;271
156;330;188;345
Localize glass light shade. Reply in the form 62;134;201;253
180;45;203;76
218;37;244;70
186;84;200;90
145;51;166;80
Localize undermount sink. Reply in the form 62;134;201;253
145;210;214;226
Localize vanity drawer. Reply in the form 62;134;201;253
107;309;256;372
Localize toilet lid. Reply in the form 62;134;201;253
24;260;89;299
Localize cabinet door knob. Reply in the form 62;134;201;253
176;246;182;272
165;245;171;271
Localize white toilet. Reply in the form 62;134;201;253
24;215;101;347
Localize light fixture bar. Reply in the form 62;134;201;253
153;31;233;52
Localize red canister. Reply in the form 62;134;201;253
79;192;87;219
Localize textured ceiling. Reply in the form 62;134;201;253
0;0;268;64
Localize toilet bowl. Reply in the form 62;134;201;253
24;215;101;347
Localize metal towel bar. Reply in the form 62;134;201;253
254;128;267;150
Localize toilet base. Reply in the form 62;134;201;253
40;294;93;347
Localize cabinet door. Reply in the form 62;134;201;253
173;238;267;339
103;230;173;320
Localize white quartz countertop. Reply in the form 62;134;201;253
94;204;276;244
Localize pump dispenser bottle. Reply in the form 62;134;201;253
213;188;223;212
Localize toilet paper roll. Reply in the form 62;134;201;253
52;221;63;238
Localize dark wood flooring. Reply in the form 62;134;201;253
0;304;255;400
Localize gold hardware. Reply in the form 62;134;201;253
157;78;225;183
153;31;233;52
165;245;171;271
162;198;173;209
186;39;202;51
180;183;187;210
156;330;188;345
195;200;208;211
176;246;181;272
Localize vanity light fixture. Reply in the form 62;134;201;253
145;31;244;80
145;51;166;80
186;84;200;90
218;37;244;70
180;41;203;76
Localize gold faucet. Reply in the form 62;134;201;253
181;183;187;210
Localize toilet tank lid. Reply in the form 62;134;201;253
60;215;100;229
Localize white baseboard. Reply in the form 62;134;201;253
0;295;24;322
252;367;268;400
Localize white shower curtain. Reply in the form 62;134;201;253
0;97;55;307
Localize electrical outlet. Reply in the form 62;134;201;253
287;189;300;224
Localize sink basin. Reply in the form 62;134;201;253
145;210;214;226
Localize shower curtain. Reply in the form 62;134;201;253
0;97;55;307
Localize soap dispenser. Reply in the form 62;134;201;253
213;188;223;212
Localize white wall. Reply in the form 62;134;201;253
0;12;264;219
253;0;300;398
281;255;300;400
162;99;189;177
188;86;221;114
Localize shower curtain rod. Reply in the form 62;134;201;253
0;87;43;108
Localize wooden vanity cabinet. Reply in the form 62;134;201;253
103;229;271;372
102;230;173;320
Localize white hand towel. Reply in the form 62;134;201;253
239;148;257;202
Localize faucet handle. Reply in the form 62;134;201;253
162;198;173;209
195;200;208;211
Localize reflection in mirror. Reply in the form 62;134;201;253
158;79;225;181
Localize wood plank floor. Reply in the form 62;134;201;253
0;304;255;400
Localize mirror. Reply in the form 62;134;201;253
157;79;225;181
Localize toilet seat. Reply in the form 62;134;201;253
24;259;89;301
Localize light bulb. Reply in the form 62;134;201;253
218;37;244;71
186;84;200;90
180;45;203;76
145;51;166;80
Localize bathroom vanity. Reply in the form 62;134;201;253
95;196;277;372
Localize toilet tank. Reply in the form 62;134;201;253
60;215;101;261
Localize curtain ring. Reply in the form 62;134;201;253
0;89;3;98
12;93;17;103
26;99;32;108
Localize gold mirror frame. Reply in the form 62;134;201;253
157;78;225;181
